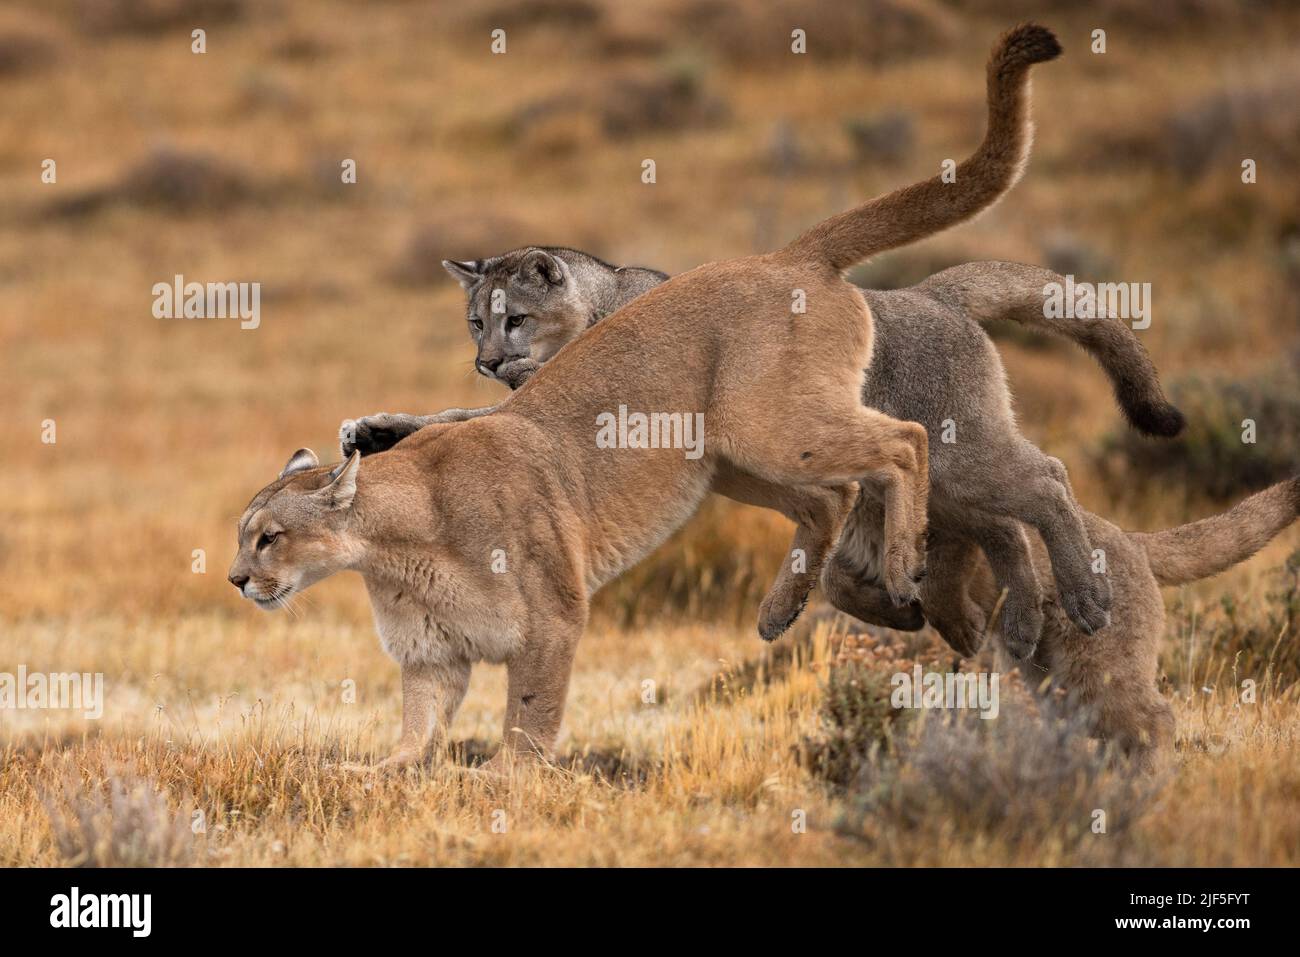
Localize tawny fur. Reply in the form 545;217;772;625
348;32;1137;658
234;26;1065;771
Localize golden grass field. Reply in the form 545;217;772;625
2;0;1299;866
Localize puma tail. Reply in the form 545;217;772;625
917;261;1186;437
784;22;1061;271
1131;478;1300;586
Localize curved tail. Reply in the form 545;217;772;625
916;261;1186;437
1131;478;1300;586
784;22;1061;271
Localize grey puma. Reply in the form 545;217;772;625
347;254;1182;659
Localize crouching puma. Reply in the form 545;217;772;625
228;446;1300;771
977;477;1300;770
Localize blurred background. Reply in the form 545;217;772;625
2;0;1299;868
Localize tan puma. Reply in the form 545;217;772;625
230;25;1065;770
345;26;1113;658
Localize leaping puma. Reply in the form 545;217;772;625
232;25;1071;770
347;26;1150;660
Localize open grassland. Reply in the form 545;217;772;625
6;612;1300;867
1;0;1298;865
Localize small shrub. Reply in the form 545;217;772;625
44;773;193;868
801;662;906;788
472;0;602;31
53;149;258;217
847;249;967;291
844;111;915;167
837;704;1158;856
76;0;246;35
1082;67;1300;183
596;61;727;138
678;0;953;67
1041;229;1115;283
0;32;57;78
1096;363;1300;502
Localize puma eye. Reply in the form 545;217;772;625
471;318;484;331
506;314;528;329
257;531;279;550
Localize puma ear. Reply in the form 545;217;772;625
314;450;360;510
279;448;320;479
517;249;564;287
442;259;483;290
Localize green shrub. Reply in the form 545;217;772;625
800;662;908;789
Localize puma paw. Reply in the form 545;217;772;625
1058;572;1112;635
330;750;421;775
495;358;541;391
997;597;1045;661
340;414;406;458
472;749;545;783
757;584;810;642
934;610;989;658
470;755;513;781
883;546;926;607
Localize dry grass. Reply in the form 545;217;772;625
1;0;1299;866
6;618;1300;866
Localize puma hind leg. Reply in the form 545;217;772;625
713;464;857;641
722;406;930;607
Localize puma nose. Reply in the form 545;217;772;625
229;574;249;591
478;357;503;375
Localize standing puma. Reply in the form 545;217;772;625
236;24;1072;769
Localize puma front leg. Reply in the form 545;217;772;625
482;616;584;774
338;659;470;773
340;406;501;457
340;413;436;457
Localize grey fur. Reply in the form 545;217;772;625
442;247;665;384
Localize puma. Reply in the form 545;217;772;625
233;25;1070;770
350;257;1185;660
978;478;1300;769
348;26;1154;660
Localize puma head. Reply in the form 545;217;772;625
228;448;362;610
442;247;592;385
